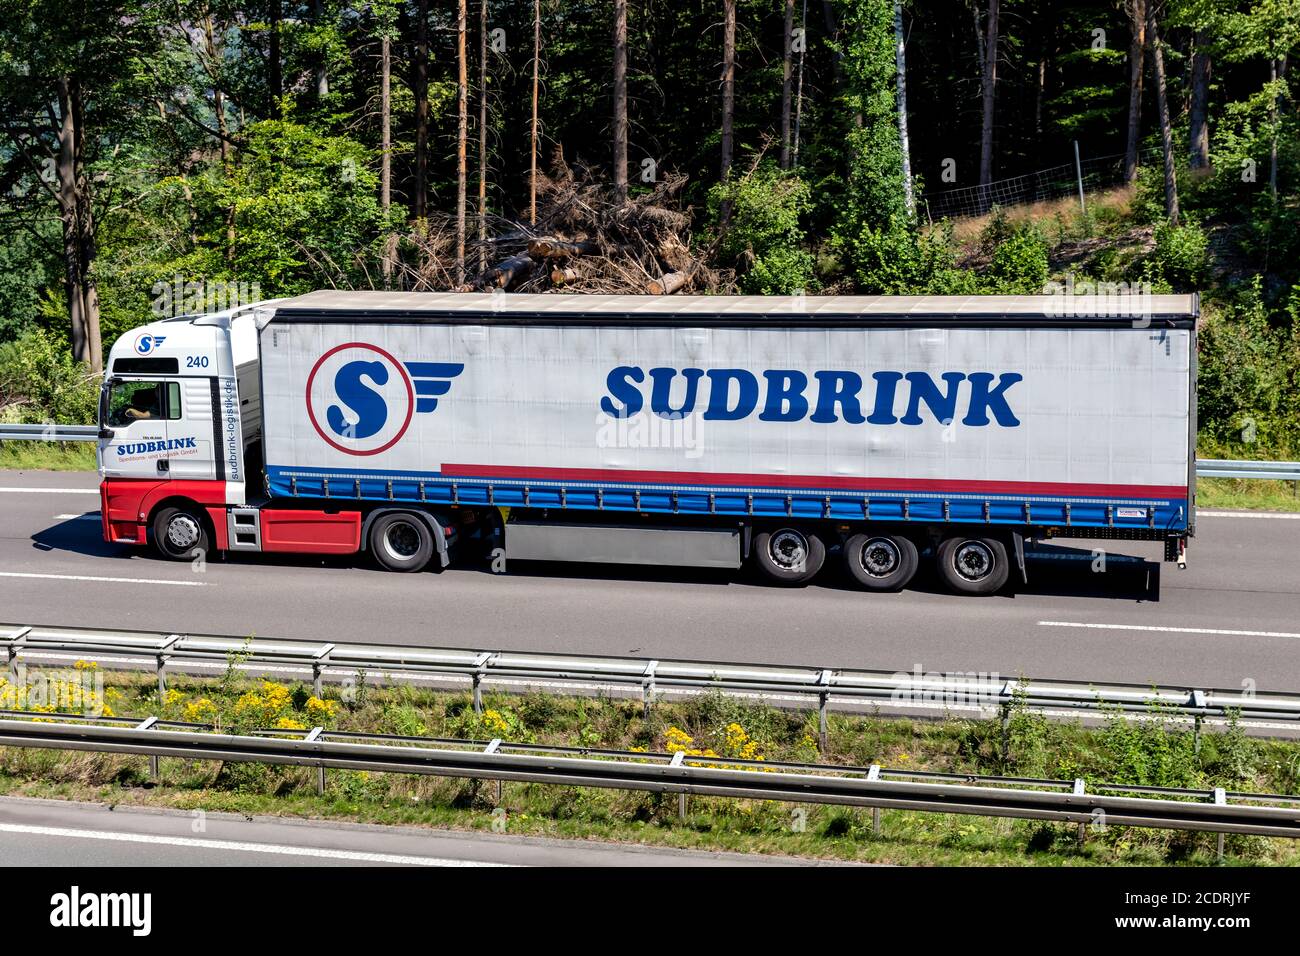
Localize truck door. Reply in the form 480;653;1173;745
100;378;212;480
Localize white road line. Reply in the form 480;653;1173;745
54;513;99;521
1197;510;1300;519
0;822;511;866
1038;620;1300;640
0;571;207;587
0;487;97;494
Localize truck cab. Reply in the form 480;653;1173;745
97;309;261;554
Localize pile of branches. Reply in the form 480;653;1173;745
397;149;729;296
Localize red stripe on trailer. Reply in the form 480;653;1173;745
440;463;1188;501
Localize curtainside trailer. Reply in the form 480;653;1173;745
96;291;1197;595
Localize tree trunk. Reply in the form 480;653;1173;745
456;0;468;286
612;0;629;202
381;32;393;283
978;0;998;187
1123;0;1145;183
413;0;430;221
314;0;329;99
792;0;807;166
780;0;794;169
895;2;914;217
1269;55;1287;205
479;0;489;271
202;14;236;262
268;0;282;112
1188;28;1211;171
530;0;541;223
55;77;100;373
1146;2;1179;223
720;0;736;224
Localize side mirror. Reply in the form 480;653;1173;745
99;427;115;440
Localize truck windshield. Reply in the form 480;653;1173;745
105;381;181;426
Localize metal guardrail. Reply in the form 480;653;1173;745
3;423;1297;481
0;423;98;441
6;624;1300;747
1;712;1298;840
1197;458;1300;481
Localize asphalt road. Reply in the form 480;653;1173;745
0;796;812;866
2;468;1299;690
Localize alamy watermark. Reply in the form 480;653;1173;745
150;275;263;319
595;410;706;460
1041;275;1155;327
889;666;1003;708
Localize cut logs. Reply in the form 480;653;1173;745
647;271;688;295
483;253;534;289
528;237;597;258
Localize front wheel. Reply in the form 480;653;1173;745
752;527;826;586
843;532;919;592
369;512;434;572
151;506;209;561
934;535;1009;595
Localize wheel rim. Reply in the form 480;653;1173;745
383;520;422;562
952;541;995;582
165;514;200;552
768;529;809;571
859;537;901;578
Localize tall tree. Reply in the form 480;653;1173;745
456;0;468;284
1123;0;1146;183
478;0;488;270
781;0;795;168
378;2;394;282
413;0;430;221
978;0;999;186
895;2;914;216
1147;0;1180;223
1188;28;1212;170
268;0;282;112
530;0;541;222
720;0;736;223
612;0;628;202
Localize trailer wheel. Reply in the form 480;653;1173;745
752;527;825;586
935;535;1009;595
369;512;434;572
152;506;209;562
843;533;919;592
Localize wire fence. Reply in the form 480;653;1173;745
921;148;1163;222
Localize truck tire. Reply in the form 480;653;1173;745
935;535;1009;595
152;506;209;562
843;533;919;592
369;512;434;572
752;527;825;586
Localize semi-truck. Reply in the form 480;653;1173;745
96;291;1197;595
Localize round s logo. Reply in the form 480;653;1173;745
134;333;166;355
306;343;414;456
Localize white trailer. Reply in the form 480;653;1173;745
97;291;1197;595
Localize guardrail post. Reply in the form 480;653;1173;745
471;653;492;714
5;628;29;685
306;727;325;794
1214;788;1226;863
641;661;658;719
1074;779;1087;845
312;645;335;698
668;750;688;820
155;634;180;702
867;764;882;834
1188;690;1207;755
816;670;832;752
485;739;503;804
136;717;160;781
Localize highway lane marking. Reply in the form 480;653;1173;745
1198;510;1300;519
0;487;98;494
1039;620;1300;640
54;513;99;521
0;822;512;866
0;571;208;587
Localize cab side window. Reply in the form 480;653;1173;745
108;381;182;426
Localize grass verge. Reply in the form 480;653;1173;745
0;440;96;471
2;666;1298;866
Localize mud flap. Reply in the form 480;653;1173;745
1011;531;1027;584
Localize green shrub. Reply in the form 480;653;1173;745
986;225;1050;293
711;162;817;294
1148;220;1211;289
0;327;99;425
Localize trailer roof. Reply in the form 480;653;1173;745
267;291;1198;328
